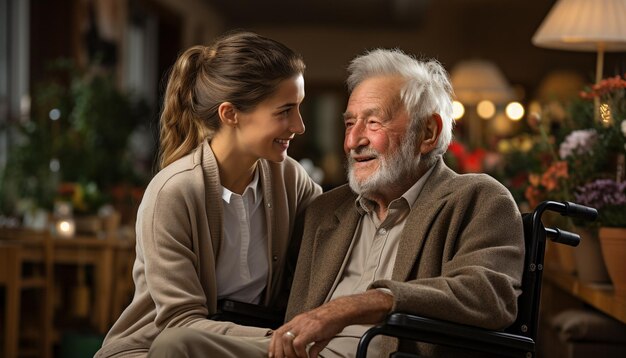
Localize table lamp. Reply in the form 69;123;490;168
451;59;513;147
532;0;626;86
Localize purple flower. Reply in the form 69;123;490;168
559;129;598;160
574;179;626;209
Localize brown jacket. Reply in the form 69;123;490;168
96;140;321;357
285;158;524;357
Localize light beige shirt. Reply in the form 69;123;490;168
216;168;268;304
321;166;434;357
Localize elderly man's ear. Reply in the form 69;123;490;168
419;114;443;155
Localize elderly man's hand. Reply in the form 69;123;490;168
269;303;344;358
268;290;393;358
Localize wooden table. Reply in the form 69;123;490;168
0;227;135;357
53;235;134;332
544;267;626;324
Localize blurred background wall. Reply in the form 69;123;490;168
4;0;624;190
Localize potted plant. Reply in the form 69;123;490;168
0;59;152;231
517;73;626;285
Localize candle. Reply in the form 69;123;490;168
55;218;76;238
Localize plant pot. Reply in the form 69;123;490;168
571;226;610;283
598;227;626;296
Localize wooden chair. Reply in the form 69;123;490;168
0;230;54;358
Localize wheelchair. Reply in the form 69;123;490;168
355;200;598;358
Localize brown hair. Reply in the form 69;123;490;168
157;31;305;169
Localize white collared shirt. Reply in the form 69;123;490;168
215;168;268;304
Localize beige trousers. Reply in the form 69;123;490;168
147;327;270;357
147;327;369;358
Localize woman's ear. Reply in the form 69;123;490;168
217;102;238;127
420;114;443;154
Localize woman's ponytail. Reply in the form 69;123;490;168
157;46;212;169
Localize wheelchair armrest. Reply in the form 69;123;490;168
356;313;535;358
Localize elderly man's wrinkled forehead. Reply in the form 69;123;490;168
346;75;407;115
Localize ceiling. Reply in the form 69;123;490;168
193;0;619;96
206;0;433;28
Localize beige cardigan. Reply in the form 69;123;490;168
96;141;321;357
286;158;525;357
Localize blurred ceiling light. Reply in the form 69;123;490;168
450;60;513;106
532;0;626;85
452;100;465;120
476;100;496;119
506;102;525;121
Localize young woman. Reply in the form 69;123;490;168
95;31;322;357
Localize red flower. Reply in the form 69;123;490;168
57;182;77;197
579;73;626;99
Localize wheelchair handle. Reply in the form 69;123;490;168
534;201;597;222
562;202;598;221
527;200;596;264
546;227;580;247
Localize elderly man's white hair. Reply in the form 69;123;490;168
347;49;455;166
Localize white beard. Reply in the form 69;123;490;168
347;131;421;198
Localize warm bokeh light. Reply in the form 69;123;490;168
476;100;496;119
55;218;76;238
506;102;525;121
452;100;465;120
600;103;612;124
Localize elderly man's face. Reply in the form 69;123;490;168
343;75;419;196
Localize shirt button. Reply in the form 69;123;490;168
272;255;278;262
379;228;387;235
267;203;272;208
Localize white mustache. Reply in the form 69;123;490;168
349;147;380;159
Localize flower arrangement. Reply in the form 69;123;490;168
57;181;108;215
574;179;626;227
445;140;488;173
491;134;543;205
523;73;626;228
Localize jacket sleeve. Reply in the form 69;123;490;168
370;182;525;330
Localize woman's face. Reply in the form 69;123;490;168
235;74;306;163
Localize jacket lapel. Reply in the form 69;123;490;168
308;193;360;307
258;159;276;304
201;141;224;259
392;159;455;281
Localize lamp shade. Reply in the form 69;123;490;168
532;0;626;52
450;60;513;105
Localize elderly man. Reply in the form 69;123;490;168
268;49;525;358
148;49;524;358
